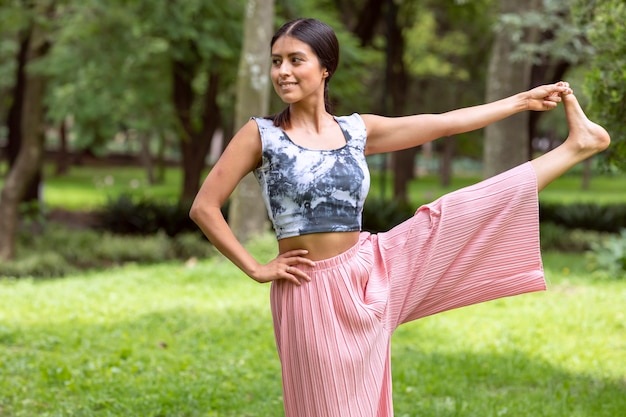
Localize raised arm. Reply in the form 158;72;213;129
362;82;573;155
189;120;313;285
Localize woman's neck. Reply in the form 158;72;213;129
288;103;333;134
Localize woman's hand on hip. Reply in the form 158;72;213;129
250;249;315;286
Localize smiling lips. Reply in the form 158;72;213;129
279;81;298;89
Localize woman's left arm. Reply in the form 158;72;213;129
362;82;572;155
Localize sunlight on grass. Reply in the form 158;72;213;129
0;236;624;416
41;165;185;210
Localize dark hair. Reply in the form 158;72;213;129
268;18;339;129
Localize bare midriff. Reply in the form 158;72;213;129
278;231;361;261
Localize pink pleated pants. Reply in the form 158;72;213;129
270;162;546;417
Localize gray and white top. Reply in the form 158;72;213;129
253;114;370;240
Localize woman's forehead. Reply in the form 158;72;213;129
271;36;315;56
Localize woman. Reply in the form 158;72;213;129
190;18;610;417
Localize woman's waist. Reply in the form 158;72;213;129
278;231;361;261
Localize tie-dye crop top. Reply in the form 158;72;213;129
253;113;370;240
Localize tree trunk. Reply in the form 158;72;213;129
6;32;29;168
483;0;540;178
351;0;385;46
0;22;48;260
6;30;42;205
138;132;155;185
174;63;220;203
384;0;413;203
54;119;70;175
228;0;274;243
439;136;455;187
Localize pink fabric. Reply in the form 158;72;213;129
270;162;546;417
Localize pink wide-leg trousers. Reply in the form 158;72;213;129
270;162;546;417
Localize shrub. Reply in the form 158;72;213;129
540;222;608;252
171;232;215;260
91;232;174;264
362;197;414;233
0;252;76;279
98;194;229;236
0;225;215;279
586;229;626;280
539;202;626;233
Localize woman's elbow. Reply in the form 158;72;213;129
189;200;204;224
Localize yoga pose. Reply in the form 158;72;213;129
190;18;610;417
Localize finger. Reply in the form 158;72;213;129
545;94;562;102
285;265;312;282
282;249;310;258
287;256;316;267
542;100;558;110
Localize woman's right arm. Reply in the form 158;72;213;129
189;120;313;285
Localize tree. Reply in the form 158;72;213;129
578;0;626;171
42;0;244;203
483;0;542;178
0;5;50;260
228;0;274;243
404;0;495;185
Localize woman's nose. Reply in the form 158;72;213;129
278;62;290;75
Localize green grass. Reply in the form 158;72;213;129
41;165;186;210
1;236;624;417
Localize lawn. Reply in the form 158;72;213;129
0;235;624;417
1;163;624;415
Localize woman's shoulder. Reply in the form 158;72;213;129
251;116;276;129
335;113;366;133
335;112;363;123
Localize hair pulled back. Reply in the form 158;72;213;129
268;18;339;129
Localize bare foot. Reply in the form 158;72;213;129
562;94;611;161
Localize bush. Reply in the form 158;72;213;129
0;224;215;279
540;202;626;233
0;252;76;279
362;197;415;233
586;229;626;280
98;194;194;236
540;222;608;252
98;194;230;236
171;232;215;260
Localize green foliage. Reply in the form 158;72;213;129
576;0;626;170
539;222;607;252
539;201;626;233
587;229;626;279
99;194;192;236
499;0;592;65
271;0;383;116
362;197;414;233
98;193;227;236
0;251;76;279
36;0;245;151
1;224;214;278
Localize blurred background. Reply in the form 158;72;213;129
0;0;625;272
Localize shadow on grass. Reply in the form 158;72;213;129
1;307;624;417
392;346;625;417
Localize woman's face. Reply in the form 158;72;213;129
270;36;328;105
